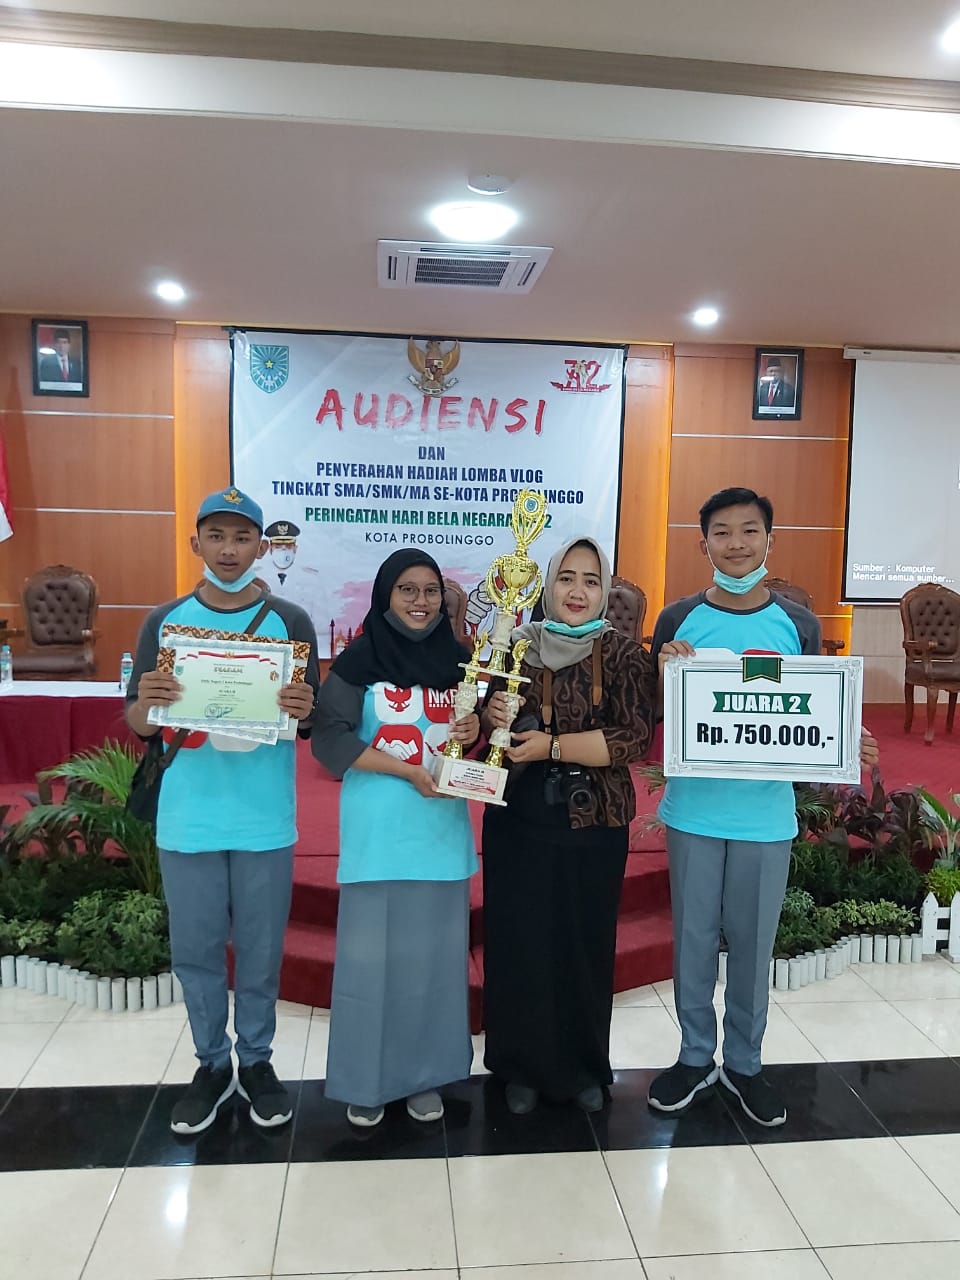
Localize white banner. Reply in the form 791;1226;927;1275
231;331;625;656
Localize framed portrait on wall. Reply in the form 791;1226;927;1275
32;319;89;397
753;347;803;421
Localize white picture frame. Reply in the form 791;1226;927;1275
663;651;864;783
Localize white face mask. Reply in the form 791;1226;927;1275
202;564;259;593
706;537;771;595
271;547;296;570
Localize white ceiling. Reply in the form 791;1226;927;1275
1;2;960;347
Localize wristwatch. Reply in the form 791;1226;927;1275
550;734;562;762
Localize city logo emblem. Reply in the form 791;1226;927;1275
407;337;460;396
550;357;611;393
250;344;289;394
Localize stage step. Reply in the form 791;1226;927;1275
289;849;671;935
277;902;675;1034
278;919;337;1010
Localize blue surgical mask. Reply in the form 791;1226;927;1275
543;618;607;638
203;564;259;593
708;540;770;595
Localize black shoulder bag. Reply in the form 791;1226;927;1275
125;597;273;826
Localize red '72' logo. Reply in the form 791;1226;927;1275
550;359;611;393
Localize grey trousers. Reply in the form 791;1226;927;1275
160;846;295;1071
666;827;791;1076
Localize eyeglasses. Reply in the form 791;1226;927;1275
395;583;443;602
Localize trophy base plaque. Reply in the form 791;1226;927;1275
434;755;508;806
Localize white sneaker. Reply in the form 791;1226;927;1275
406;1090;444;1122
347;1103;384;1127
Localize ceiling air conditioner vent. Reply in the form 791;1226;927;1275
378;241;552;293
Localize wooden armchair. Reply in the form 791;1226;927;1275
13;564;100;679
900;581;960;744
443;576;469;641
606;574;648;643
767;577;845;657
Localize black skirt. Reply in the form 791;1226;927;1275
481;798;628;1100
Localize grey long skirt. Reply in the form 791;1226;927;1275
324;879;472;1107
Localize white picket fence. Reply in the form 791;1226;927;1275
0;953;183;1012
920;892;960;963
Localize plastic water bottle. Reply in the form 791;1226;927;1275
0;644;12;689
119;651;134;692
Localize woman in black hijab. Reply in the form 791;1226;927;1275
312;550;480;1127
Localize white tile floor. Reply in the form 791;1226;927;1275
1;957;959;1279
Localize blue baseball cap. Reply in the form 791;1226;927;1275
196;487;264;533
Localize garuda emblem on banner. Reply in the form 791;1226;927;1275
250;344;290;394
407;338;460;396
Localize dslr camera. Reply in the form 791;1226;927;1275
543;762;594;814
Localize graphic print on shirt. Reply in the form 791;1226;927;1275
369;683;456;766
374;683;421;723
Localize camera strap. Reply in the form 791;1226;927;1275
541;637;604;733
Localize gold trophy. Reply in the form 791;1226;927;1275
433;490;547;806
486;490;547;673
433;629;487;795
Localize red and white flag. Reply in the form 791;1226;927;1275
0;429;13;542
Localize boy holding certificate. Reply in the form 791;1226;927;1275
126;488;320;1135
647;487;877;1127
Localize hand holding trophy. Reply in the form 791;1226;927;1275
484;640;531;770
434;490;547;805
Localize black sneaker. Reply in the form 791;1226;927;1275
647;1060;719;1114
170;1064;236;1135
505;1082;539;1115
720;1066;787;1127
575;1085;605;1114
237;1060;293;1128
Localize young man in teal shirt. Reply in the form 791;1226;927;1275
127;488;320;1135
648;487;877;1127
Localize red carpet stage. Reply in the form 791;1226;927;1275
1;704;956;1027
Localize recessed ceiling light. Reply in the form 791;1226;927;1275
156;280;186;302
429;201;518;242
692;306;720;326
941;17;960;51
467;173;511;196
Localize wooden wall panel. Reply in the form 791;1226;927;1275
851;605;904;703
0;314;177;685
0;511;175;605
1;318;866;693
0;316;175;418
663;345;853;655
3;411;174;511
667;435;848;530
616;346;672;619
173;325;231;592
671;345;851;439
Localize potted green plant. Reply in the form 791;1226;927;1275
10;741;160;897
917;789;960;961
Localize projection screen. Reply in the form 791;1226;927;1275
843;351;960;603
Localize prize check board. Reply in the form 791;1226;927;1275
663;652;864;783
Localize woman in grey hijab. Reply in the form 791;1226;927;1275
480;537;656;1115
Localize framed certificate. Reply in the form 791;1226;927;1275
663;652;864;783
147;630;308;745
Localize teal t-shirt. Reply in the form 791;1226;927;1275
651;591;822;843
338;682;478;884
127;591;319;854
